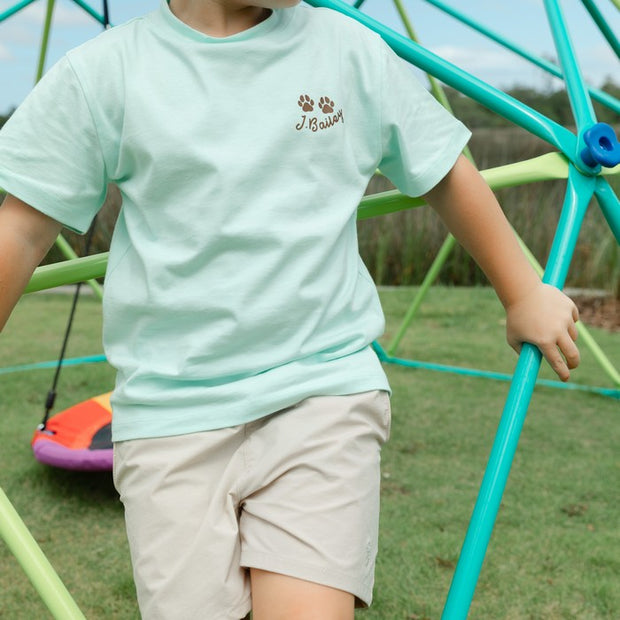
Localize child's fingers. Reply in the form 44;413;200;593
558;333;580;370
568;320;578;342
538;333;580;382
540;342;571;382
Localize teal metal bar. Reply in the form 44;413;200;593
442;345;543;620
353;0;366;8
544;0;597;157
595;176;620;243
442;166;597;618
373;342;620;399
304;0;577;161
422;0;620;115
0;0;37;23
68;0;109;27
0;354;106;376
581;0;620;58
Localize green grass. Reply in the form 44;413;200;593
1;288;618;619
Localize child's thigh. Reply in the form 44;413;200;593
113;427;253;620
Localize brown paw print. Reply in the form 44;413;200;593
318;96;335;114
298;94;314;112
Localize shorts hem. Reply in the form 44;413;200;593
240;549;373;608
228;597;252;620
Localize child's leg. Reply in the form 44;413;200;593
250;569;354;620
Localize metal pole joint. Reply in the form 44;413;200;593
579;123;620;172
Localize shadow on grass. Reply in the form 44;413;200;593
36;467;119;505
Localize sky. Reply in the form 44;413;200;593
0;0;618;115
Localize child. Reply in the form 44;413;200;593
0;1;579;618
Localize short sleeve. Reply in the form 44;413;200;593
0;56;107;234
377;43;471;197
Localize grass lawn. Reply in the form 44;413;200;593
1;287;618;619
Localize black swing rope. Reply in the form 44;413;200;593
39;0;111;431
40;221;99;430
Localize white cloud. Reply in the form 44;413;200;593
429;45;516;73
578;43;618;86
423;39;619;92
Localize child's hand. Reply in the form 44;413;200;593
505;283;580;382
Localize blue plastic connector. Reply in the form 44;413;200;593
580;123;620;169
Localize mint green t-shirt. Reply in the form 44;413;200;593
0;1;470;441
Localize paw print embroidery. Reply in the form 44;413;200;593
318;96;335;114
298;94;314;112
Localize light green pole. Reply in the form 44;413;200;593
0;488;86;620
34;0;55;83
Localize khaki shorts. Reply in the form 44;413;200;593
113;390;391;620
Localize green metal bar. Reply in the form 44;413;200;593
387;234;456;354
576;317;620;386
357;153;575;220
392;0;457;117
34;0;55;83
0;0;38;23
0;487;86;620
544;0;597;146
54;234;104;300
610;0;620;11
353;0;366;8
25;253;108;294
422;0;620;115
443;166;597;618
304;0;578;162
581;0;620;58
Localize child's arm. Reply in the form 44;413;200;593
423;155;580;382
0;194;62;331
